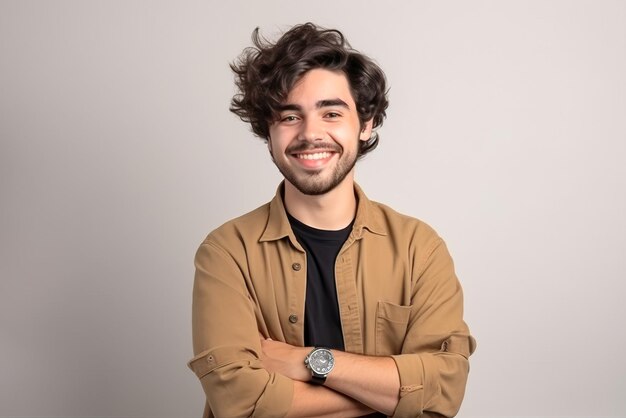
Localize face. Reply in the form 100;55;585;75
267;68;372;196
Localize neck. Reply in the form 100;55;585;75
283;175;357;231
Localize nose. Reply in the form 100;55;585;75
299;117;324;141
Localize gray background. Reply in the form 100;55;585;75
1;1;625;417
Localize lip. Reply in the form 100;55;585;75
289;150;337;169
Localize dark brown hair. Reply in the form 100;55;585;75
230;23;389;157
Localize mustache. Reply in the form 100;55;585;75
286;142;342;154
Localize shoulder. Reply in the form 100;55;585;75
366;198;442;245
365;200;456;281
355;184;442;247
200;202;271;250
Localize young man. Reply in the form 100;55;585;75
188;23;475;418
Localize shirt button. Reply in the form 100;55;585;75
288;314;298;323
292;263;301;271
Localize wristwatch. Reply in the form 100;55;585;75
304;347;335;384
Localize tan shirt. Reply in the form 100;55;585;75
188;184;476;418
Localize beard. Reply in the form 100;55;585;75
272;141;358;196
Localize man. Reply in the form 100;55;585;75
188;23;475;418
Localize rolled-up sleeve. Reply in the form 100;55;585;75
390;238;476;418
188;239;293;418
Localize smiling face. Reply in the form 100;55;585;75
267;68;372;196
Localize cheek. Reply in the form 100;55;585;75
332;124;362;143
269;125;293;144
267;135;290;158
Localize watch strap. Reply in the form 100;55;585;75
310;374;327;385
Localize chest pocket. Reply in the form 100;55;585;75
375;301;411;355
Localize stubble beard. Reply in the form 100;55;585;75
273;144;358;196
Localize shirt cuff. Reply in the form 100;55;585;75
189;347;294;418
390;353;426;418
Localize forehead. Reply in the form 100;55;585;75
285;68;356;105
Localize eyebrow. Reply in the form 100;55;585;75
277;98;350;112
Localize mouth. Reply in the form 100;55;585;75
293;151;334;160
289;150;337;169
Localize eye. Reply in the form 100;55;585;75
280;114;300;123
324;112;341;119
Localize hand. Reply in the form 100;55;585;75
259;337;311;382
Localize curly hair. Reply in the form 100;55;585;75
229;23;389;158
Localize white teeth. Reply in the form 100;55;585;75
296;152;331;160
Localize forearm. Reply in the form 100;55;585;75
325;350;400;416
260;338;392;416
286;381;374;418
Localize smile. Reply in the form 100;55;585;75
294;152;333;160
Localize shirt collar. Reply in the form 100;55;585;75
260;182;388;243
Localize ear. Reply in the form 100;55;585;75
359;119;374;142
266;137;276;162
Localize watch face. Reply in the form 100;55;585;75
309;349;334;375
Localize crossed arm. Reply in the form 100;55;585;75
190;236;475;418
260;337;400;417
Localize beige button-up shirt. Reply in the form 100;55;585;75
189;184;475;417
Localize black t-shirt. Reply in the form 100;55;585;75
287;213;353;350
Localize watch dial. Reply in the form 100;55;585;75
311;349;334;374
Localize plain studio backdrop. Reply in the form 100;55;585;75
1;1;625;417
